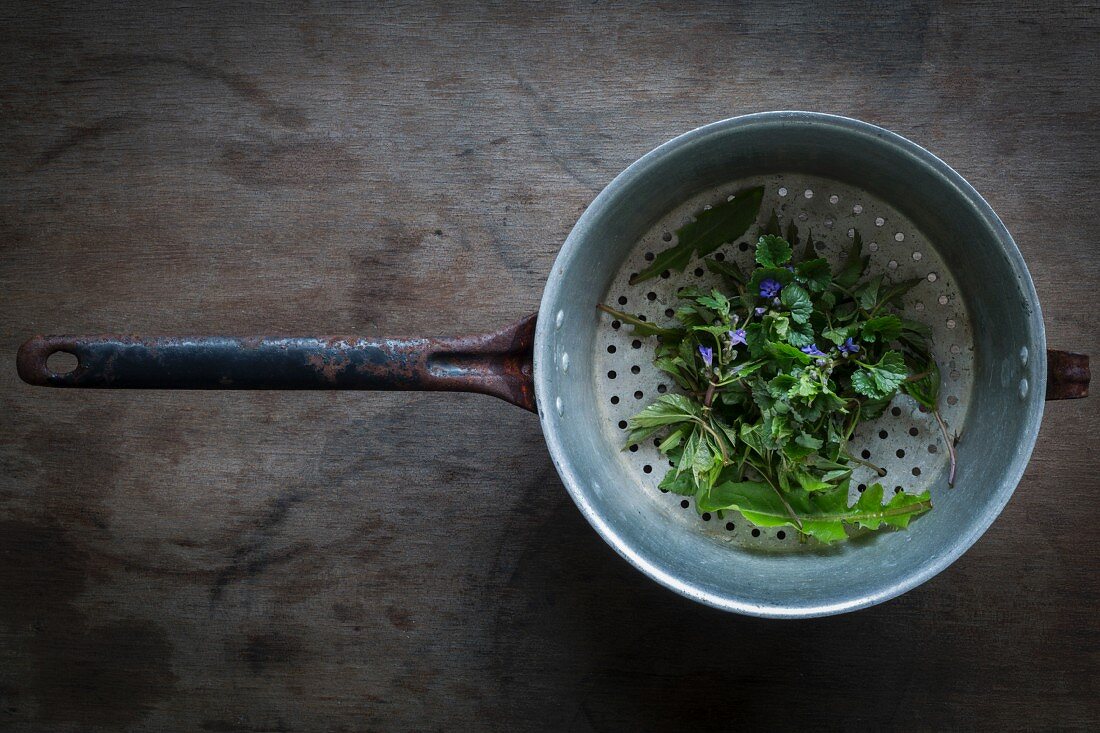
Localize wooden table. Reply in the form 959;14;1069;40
2;2;1097;730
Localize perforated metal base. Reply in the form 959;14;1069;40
595;173;973;551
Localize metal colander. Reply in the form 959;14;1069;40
18;112;1088;617
596;173;973;552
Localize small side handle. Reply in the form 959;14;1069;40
1046;350;1089;400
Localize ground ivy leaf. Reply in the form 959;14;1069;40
861;314;903;343
755;234;793;268
853;351;907;398
766;341;813;367
780;283;812;324
631;187;763;284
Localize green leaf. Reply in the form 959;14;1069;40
761;209;782;237
658;467;696;496
861;315;903;343
657;427;687;454
597;305;681;338
879;278;921;307
766;341;813;367
768;374;797;397
901;356;941;409
835;230;868;288
822;325;854;346
705;257;746;286
796;433;823;450
747;266;793;298
786;321;815;348
851;351;907;399
631;187;764;284
755;235;793;268
852;484;933;530
698;480;931;543
854;275;883;310
796;470;833;492
739;422;766;456
859;396;892;420
625;394;699;444
795;258;831;292
695;289;731;320
780;283;813;324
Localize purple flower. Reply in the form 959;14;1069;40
759;278;783;298
698;345;713;368
754;306;767;316
839;337;860;355
801;343;826;357
728;328;747;346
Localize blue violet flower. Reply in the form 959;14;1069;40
801;343;826;357
759;278;782;298
698;345;714;368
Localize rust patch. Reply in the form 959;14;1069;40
1046;350;1089;400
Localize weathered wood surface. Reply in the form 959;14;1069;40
1;1;1098;730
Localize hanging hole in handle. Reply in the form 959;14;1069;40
46;350;79;375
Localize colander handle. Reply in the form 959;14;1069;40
1046;350;1089;400
16;313;538;412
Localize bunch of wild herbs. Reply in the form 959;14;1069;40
600;188;955;543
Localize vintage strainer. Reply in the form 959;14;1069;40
18;112;1090;618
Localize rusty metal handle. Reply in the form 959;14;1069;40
16;313;537;412
1046;350;1089;400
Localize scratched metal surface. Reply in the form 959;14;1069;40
0;2;1097;731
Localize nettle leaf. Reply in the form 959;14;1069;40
658;467;696;496
854;275;883;311
785;220;802;250
795;258;831;292
631;187;764;284
755;235;793;268
861;315;903;343
879;278;921;307
780;283;813;324
705;257;746;286
851;351;907;399
762;209;782;237
835;230;869;288
626;394;700;444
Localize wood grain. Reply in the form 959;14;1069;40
1;1;1098;730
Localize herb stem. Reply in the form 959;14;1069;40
932;408;957;487
845;454;888;477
